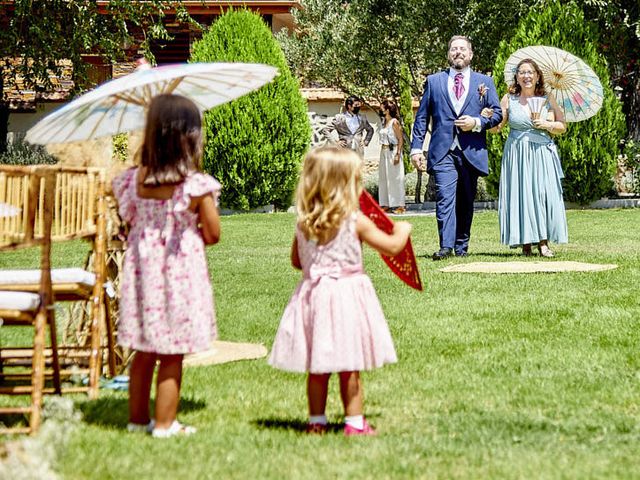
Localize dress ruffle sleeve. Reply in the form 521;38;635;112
174;172;222;212
111;168;137;223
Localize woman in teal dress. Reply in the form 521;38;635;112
489;58;568;257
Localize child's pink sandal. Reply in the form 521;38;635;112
151;420;197;438
344;419;377;436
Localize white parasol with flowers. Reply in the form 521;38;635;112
26;61;278;145
504;45;603;122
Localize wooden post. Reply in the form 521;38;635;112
29;170;55;434
88;171;107;399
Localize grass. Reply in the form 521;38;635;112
1;209;639;479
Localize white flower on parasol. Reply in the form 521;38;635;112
504;45;603;122
26;61;278;145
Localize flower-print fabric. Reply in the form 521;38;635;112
112;168;220;354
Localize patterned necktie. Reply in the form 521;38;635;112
454;72;465;100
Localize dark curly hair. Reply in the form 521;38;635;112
344;95;361;110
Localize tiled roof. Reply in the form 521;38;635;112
300;88;346;102
301;88;420;108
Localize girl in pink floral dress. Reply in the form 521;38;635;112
112;94;221;438
269;146;412;436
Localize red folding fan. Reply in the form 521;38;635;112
359;190;423;291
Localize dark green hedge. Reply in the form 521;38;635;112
190;9;311;210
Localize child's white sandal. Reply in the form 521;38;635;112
151;420;196;438
127;419;155;433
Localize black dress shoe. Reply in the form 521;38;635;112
456;251;468;257
432;248;453;260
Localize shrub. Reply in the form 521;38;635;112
622;138;640;195
363;171;445;205
363;171;379;201
366;170;493;205
487;0;627;205
0;140;57;165
475;177;494;202
190;9;311;210
404;170;427;200
112;134;128;163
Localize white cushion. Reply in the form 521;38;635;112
0;202;21;218
0;268;96;286
0;291;40;311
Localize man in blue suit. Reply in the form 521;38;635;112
411;36;502;260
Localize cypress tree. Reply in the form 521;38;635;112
399;63;414;167
486;0;626;204
190;10;311;210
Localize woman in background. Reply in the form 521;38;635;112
377;99;406;214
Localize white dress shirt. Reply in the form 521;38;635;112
411;67;481;156
448;67;481;150
448;66;471;112
345;112;360;134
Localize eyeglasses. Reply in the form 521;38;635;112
517;70;536;76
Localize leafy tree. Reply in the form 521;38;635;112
487;0;626;204
0;1;191;153
276;0;531;203
456;0;531;71
190;9;311;211
280;0;636;140
277;0;531;102
578;0;640;139
277;0;456;101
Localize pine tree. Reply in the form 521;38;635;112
190;9;311;210
486;0;626;204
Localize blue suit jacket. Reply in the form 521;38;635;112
410;69;502;176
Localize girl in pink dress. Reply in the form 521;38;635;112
112;94;221;438
269;146;412;436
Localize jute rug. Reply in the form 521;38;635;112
439;261;618;274
184;340;268;367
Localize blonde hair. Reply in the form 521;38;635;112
296;146;362;243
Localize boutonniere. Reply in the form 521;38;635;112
478;83;488;100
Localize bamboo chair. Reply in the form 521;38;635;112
0;166;114;433
0;167;56;434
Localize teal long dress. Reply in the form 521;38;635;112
499;95;568;247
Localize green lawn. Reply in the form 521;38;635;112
1;209;640;479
